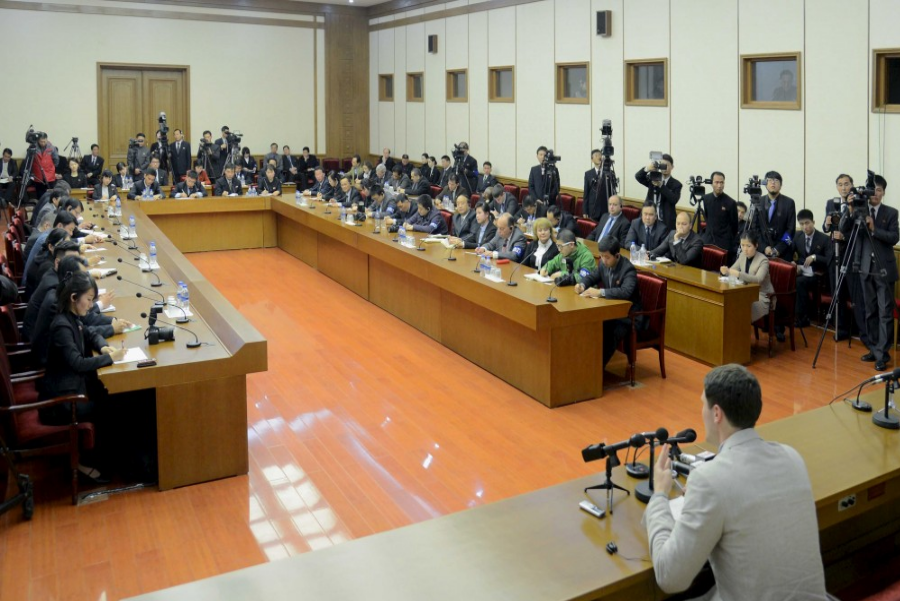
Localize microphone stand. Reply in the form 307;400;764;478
111;240;141;261
634;440;658;504
506;244;538;287
117;258;163;286
447;244;457;262
583;452;630;516
546;282;559;303
874;379;900;430
415;235;426;251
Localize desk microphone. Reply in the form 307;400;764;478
117;257;162;286
506;245;538;287
135;292;190;324
118;228;140;251
415;235;426;251
848;368;900;412
545;281;559;303
116;276;167;306
111;240;141;261
140;312;202;348
446;243;457;261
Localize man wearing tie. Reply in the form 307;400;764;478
528;146;559;207
282;146;299;184
0;148;19;206
476;161;497;194
760;171;796;258
81;144;104;187
823;173;859;341
582;149;609;221
625;203;669;250
454;202;496;250
791;210;833;328
476;213;526;262
840;176;898;372
587;195;629;248
168;129;191;183
214;165;243;197
450;195;477;246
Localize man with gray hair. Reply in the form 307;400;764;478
476;212;526;262
405;168;430;197
644;364;826;600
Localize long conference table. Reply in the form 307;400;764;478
83;197;268;490
125;397;900;601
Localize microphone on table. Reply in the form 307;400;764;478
664;428;697;445
634;428;669;503
545;280;559;303
626;427;669;479
848;367;900;412
136;292;190;324
415;235;426;251
506;245;538;287
446;242;457;261
111;239;141;261
117;257;163;286
581;432;645;463
140;312;202;348
116;276;167;306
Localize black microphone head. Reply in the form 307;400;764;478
117;257;124;263
111;240;118;245
629;433;646;448
655;427;669;442
136;292;143;298
140;312;148;319
679;428;697;443
892;367;900;380
116;275;123;281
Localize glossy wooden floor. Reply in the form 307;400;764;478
0;248;876;601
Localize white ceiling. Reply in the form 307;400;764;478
288;0;394;6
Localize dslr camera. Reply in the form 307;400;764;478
25;128;47;145
145;306;175;345
688;175;711;197
600;119;614;158
648;151;667;182
128;138;140;149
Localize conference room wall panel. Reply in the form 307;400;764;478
468;12;490;162
370;32;380;155
869;0;900;201
425;18;448;160
316;31;327;154
554;0;591;65
670;0;739;202
487;7;517;67
0;5;320;156
394;27;409;156
515;1;556;180
589;0;625;202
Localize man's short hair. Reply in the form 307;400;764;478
53;239;81;261
203;130;212;137
340;176;350;185
283;145;290;152
522;195;536;209
392;165;402;174
2;148;12;156
370;185;384;197
836;173;853;185
710;171;725;181
49;189;64;201
303;146;311;152
221;125;229;132
481;188;494;201
765;171;783;183
411;168;421;178
54;181;72;194
875;175;888;190
557;228;576;244
536;145;548;154
641;201;657;213
483;161;492;168
38;210;55;229
441;155;451;162
186;170;198;180
448;174;460;184
797;209;814;222
597;236;620;255
62;198;83;212
591;148;601;157
145;168;158;177
395;193;408;205
736;200;748;211
376;164;386;174
418;195;433;211
402;154;409;160
53;210;76;228
136;132;146;138
314;166;324;173
703;364;762;430
270;143;278;149
90;144;99;151
662;153;674;166
491;183;505;198
474;201;488;213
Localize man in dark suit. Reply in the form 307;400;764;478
335;176;362;209
80;144;104;187
587;195;629;248
213;126;231;177
576;235;644;368
547;204;577;236
489;183;518;219
197;130;221;178
635;153;682;231
760;171;797;259
148;155;168;186
650;212;704;268
823;173;858;341
453;201;496;249
404;195;448;235
701;171;739;256
841;175;898;371
0;148;18;205
528;146;559;207
385;194;417;227
214;165;243;196
168;129;191;182
307;167;330;197
791;209;833;328
582;149;610;221
127;169;162;200
437;155;452;188
281;146;299;184
405;168;431;197
298;147;319;191
171;171;206;198
477;212;526;262
476;161;497;194
625;203;669;250
368;185;396;217
514;195;547;225
454;142;478;195
377;148;396;173
398;154;414;178
388;166;411;194
451;195;477;244
436;174;465;206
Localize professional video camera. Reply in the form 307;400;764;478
25;128;46;146
198;138;213;151
600;119;614;158
543;149;562;166
849;169;877;208
225;131;243;146
451;143;465;161
743;174;762;202
158;112;169;136
128;138;140;149
145;305;175;345
688;175;711;198
648;151;666;182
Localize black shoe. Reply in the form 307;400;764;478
861;352;877;362
875;361;888;371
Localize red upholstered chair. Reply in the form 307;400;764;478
430;185;442;199
11;217;26;245
323;158;340;173
518;188;530;205
0;339;95;506
469;194;480;208
5;233;23;284
440;210;453;235
574;197;584;216
621;205;640;222
753;258;807;357
503;184;519;199
617;273;667;386
557;194;574;213
577;219;597;239
341;158;352;172
701;245;729;273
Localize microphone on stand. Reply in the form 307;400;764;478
415;234;426;251
111;239;141;261
140;312;202;348
135;292;190;324
116;276;167;306
506;245;538;287
545;281;559;303
848;367;900;412
116;257;163;286
446;242;457;262
634;428;669;503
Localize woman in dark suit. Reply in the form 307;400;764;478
521;217;559;270
257;165;282;197
93;170;118;202
40;271;124;482
63;158;86;189
425;156;441;185
240;147;257;182
112;162;128;189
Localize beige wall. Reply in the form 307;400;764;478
369;0;900;215
0;0;325;157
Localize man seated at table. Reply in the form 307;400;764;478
450;195;476;244
306;167;330;197
644;364;826;601
476;213;526;262
541;228;596;284
626;203;669;250
172;170;206;198
547;204;578;236
404;195;448;235
436;174;464;207
575;236;643;368
127;168;162;200
515;195;547;226
389;165;411;193
367;185;396;217
335;176;362;209
384;194;417;227
649;211;704;267
451;201;495;250
214;165;243;196
404;168;431;197
256;165;282;197
148;155;168;186
489;183;519;219
586;195;629;247
791;209;833;328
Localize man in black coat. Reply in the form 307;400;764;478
454;142;478;195
635;153;682;231
168;129;192;182
840;175;898;371
214;165;243;196
0;148;18;205
548;204;577;236
791;209;833;328
701;171;739;256
80;144;105;187
298;147;319;191
650;212;704;268
625;203;669;250
582;149;610;221
760;170;797;258
476;161;497;194
528;146;559;207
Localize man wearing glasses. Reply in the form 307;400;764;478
540;228;596;283
127;133;151;177
760;170;796;259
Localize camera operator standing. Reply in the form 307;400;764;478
582;148;608;221
840;175;898;372
823;174;861;341
30;132;59;198
701;171;739;256
529;146;560;207
126;133;151;177
453;142;478;195
213;126;231;177
635;153;681;231
197;130;221;179
760;171;796;258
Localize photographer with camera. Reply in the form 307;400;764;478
197;130;220;179
698;172;739;257
760;171;796;258
126;133;151;178
823;174;860;341
582;148;609;221
840;175;898;372
636;153;682;231
450;143;478;195
30;132;59;198
528;146;560;207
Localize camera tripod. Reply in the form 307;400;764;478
63;137;82;164
741;196;773;250
812;207;887;368
584;451;630;515
689;190;706;234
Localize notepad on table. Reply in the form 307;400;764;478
524;273;554;283
114;347;149;365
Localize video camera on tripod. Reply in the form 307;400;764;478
600;120;614;158
688;175;711;197
849;169;877;210
25;128;46;146
451;143;465;162
743;174;762;202
542;149;562;167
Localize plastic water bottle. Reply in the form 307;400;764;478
630;242;638;262
398;227;407;246
128;215;136;238
639;244;647;265
149;241;157;268
295;189;301;202
115;198;122;217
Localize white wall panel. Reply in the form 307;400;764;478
394;27;408;156
488;7;516;67
406;22;427;159
316;30;327;154
407;23;426;72
445;15;470;70
590;0;624;203
670;0;739;203
623;0;668;59
515;1;555;179
370;32;380;155
469;12;490;160
425;19;448;157
378;29;395;73
869;0;900;210
488;106;516;179
805;0;868;213
555;0;591;64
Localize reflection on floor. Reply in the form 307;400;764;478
0;247;873;600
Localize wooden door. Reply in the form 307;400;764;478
98;65;190;169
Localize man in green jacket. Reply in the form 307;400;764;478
541;228;596;283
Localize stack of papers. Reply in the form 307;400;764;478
164;306;193;320
114;347;149;365
524;273;554;284
96;268;118;278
